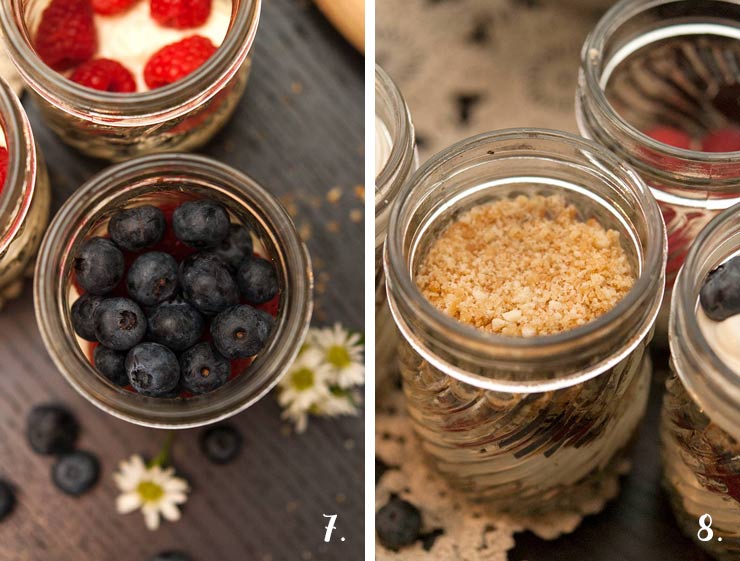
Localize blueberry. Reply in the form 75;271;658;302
94;298;147;351
126;343;180;397
211;305;272;359
172;200;230;249
236;256;279;304
200;424;242;464
700;256;740;321
51;451;100;496
255;309;276;344
26;404;79;455
108;205;166;252
0;480;15;522
376;495;423;552
147;300;204;352
180;342;230;394
126;252;179;307
70;294;104;341
150;553;194;561
179;253;239;315
73;237;124;295
93;345;128;387
211;224;253;271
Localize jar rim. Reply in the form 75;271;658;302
580;0;740;163
0;76;36;256
0;0;260;122
670;202;740;436
385;128;667;392
34;153;313;429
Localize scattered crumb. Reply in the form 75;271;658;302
336;493;347;504
350;209;363;223
416;194;634;336
298;222;312;241
326;221;340;233
327;186;343;204
354;185;365;201
344;438;356;450
286;500;300;513
291;81;304;94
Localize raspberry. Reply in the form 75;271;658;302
0;147;8;194
644;126;692;150
144;35;217;89
70;58;137;92
92;0;138;14
34;0;97;71
702;128;740;153
150;0;212;29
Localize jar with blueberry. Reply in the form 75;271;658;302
0;0;260;160
34;153;313;428
576;0;740;343
663;203;740;559
375;65;416;393
0;75;50;309
384;130;666;517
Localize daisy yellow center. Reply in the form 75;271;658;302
137;480;165;503
326;345;351;369
291;367;314;391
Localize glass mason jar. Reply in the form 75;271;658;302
663;204;740;560
576;0;740;342
0;0;260;161
0;75;50;309
375;64;416;393
34;154;313;429
385;129;666;516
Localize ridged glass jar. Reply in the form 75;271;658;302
34;154;313;429
375;64;416;393
385;129;666;516
0;0;260;161
663;204;740;560
576;0;740;342
0;75;50;309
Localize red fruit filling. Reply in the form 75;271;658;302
143;35;217;89
70;58;137;93
150;0;213;29
701;128;740;153
644;126;692;150
0;147;8;194
35;0;98;71
92;0;138;15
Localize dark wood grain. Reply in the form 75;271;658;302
0;1;364;560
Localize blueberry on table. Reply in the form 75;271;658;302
150;552;194;561
376;495;423;552
26;404;79;455
108;205;166;252
200;424;242;464
126;343;180;397
179;253;239;315
180;342;230;394
73;237;124;295
236;256;279;304
211;224;254;271
94;297;147;351
93;345;129;387
172;199;230;249
700;256;740;321
126;252;179;307
211;305;271;359
51;451;100;496
0;480;15;522
70;293;104;341
147;299;204;352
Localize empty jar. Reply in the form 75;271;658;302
384;129;666;517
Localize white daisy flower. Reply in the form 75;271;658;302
312;387;361;418
277;349;333;433
114;454;189;531
308;323;365;389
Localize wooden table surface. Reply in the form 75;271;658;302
0;1;364;560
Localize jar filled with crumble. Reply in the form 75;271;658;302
576;0;740;342
0;75;50;309
663;203;740;560
375;64;416;393
0;0;260;161
34;153;313;428
384;129;667;517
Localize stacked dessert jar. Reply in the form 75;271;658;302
576;0;740;341
34;154;313;428
663;204;740;559
0;75;50;309
385;129;666;516
375;65;416;393
0;0;260;160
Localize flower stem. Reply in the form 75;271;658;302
148;432;175;468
